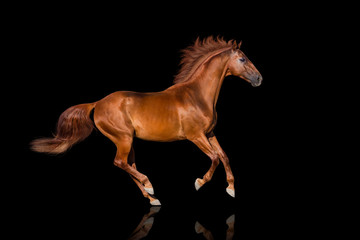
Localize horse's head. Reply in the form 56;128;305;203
227;41;263;87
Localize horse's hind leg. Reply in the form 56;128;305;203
113;137;160;205
94;102;159;205
128;147;161;205
129;164;161;205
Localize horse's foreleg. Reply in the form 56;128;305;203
197;157;220;190
190;134;219;191
208;135;235;198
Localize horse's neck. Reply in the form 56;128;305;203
190;54;230;108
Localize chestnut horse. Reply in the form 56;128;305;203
31;36;262;205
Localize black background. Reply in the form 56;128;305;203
8;3;324;239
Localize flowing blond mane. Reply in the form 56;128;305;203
173;36;236;84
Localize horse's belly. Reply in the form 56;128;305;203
126;92;186;141
130;108;185;142
133;120;185;142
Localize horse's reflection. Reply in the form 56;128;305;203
127;206;161;240
128;207;234;240
195;214;235;240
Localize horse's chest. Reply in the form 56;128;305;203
181;108;217;137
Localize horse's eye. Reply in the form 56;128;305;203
239;58;246;62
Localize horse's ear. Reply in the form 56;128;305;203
238;40;242;49
232;40;237;50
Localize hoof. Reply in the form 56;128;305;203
194;221;203;233
226;214;235;224
226;188;235;198
144;217;154;225
195;178;203;191
149;206;161;213
144;187;154;195
150;199;161;206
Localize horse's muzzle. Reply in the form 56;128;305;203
251;75;263;87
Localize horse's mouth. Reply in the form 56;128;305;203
243;77;262;87
241;75;262;87
251;81;262;87
250;75;263;87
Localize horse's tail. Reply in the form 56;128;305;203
30;102;97;155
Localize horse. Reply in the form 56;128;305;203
30;36;263;205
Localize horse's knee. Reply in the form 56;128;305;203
212;157;220;165
209;153;218;162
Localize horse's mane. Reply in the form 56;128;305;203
173;36;236;84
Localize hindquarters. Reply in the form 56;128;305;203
93;91;135;144
93;91;161;205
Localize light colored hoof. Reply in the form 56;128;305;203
150;199;161;206
149;206;161;213
144;217;154;225
194;221;203;233
226;214;235;224
226;188;235;198
144;187;154;195
195;178;202;191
